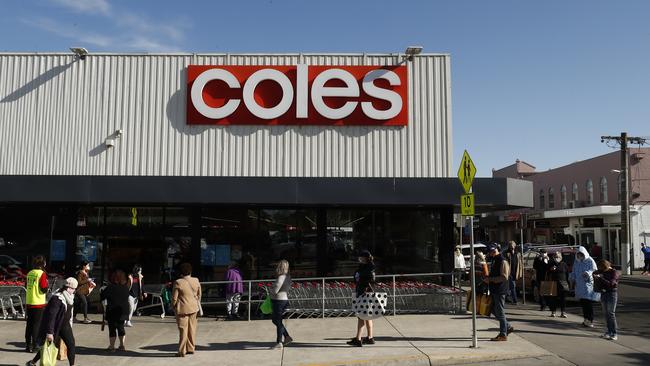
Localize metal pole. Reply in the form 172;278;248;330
621;132;631;275
247;280;252;322
322;278;326;319
520;237;526;305
392;275;396;316
469;215;477;348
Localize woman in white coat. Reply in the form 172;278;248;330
569;246;600;327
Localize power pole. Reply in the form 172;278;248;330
601;132;648;274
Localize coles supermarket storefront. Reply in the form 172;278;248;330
0;52;531;284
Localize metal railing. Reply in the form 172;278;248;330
194;272;463;321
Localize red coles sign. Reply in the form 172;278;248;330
186;65;408;126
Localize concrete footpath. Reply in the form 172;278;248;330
0;312;565;366
2;305;648;366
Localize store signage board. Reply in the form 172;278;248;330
187;65;408;126
457;150;476;194
461;193;475;216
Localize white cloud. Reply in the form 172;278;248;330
27;2;189;52
50;0;111;16
21;17;113;47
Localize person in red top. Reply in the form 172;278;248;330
25;255;49;353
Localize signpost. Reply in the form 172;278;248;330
457;150;477;348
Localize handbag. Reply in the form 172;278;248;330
260;295;273;315
352;291;388;320
40;340;59;366
540;273;558;297
56;337;67;361
478;293;492;316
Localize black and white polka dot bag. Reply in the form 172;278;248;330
352;292;388;320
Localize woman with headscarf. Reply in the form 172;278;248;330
25;277;78;366
545;251;569;318
569;246;600;327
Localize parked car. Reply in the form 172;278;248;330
461;243;487;268
522;245;577;301
0;255;26;281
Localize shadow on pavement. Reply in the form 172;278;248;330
611;352;650;365
75;346;171;358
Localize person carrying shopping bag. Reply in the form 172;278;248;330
74;261;95;324
270;260;293;350
545;251;569;318
347;250;378;347
172;262;202;357
26;277;78;366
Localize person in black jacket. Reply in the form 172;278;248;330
26;277;78;366
101;269;131;352
546;251;569;318
483;244;514;341
533;249;549;311
347;250;376;347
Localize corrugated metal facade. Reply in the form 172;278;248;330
0;53;451;178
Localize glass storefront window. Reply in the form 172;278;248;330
165;207;192;229
325;210;374;276
106;207;163;228
257;209;318;278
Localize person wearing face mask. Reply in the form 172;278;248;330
545;251;569;318
593;259;620;340
533;249;549;311
569;246;600;327
25;277;78;366
503;241;523;305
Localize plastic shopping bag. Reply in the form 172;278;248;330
40;340;59;366
260;295;273;315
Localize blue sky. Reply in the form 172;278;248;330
1;0;649;176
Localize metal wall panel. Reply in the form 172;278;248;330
0;53;452;178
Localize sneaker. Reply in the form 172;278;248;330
586;321;594;328
609;335;618;341
560;313;568;318
600;333;610;339
25;361;36;366
83;319;92;324
507;326;514;335
272;342;283;350
490;334;508;341
550;313;556;317
282;335;293;346
362;337;375;345
125;321;133;327
346;338;363;347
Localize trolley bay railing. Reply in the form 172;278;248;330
197;272;464;321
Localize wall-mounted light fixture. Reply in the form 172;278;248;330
105;129;124;148
404;46;423;61
70;47;88;60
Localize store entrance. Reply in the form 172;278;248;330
103;234;192;285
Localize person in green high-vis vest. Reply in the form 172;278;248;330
25;255;49;353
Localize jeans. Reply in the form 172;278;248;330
601;291;618;336
644;259;650;272
491;293;508;336
271;299;290;343
128;295;138;322
548;289;566;314
580;299;594;322
508;278;517;304
75;293;89;318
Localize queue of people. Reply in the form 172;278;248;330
19;243;626;364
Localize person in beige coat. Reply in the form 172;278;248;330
172;263;202;357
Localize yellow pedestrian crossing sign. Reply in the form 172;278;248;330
457;150;476;193
461;193;475;216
